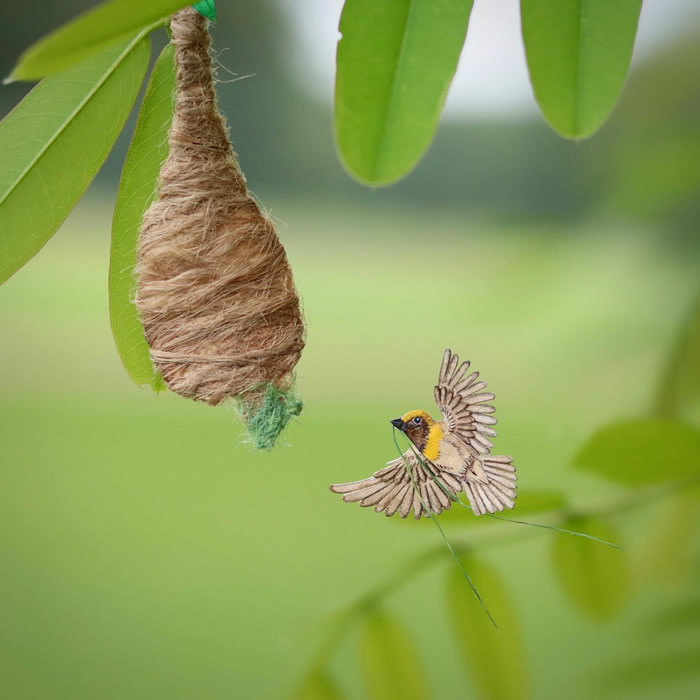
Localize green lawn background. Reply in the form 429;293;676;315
1;197;698;699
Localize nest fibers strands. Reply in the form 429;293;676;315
135;8;305;448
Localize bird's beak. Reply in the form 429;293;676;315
390;418;405;431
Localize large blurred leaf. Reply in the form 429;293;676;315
636;488;700;585
594;648;700;693
335;0;474;185
642;597;700;636
521;0;642;139
358;610;429;700
0;36;150;285
446;560;528;699
294;671;345;700
575;419;700;485
551;517;627;620
7;0;191;81
654;289;700;419
110;43;175;390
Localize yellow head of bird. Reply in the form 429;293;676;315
390;410;444;460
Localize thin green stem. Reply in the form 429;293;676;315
308;546;443;668
308;467;698;669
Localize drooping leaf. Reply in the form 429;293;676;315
521;0;642;139
446;559;528;699
335;0;474;185
551;516;627;620
358;610;430;700
109;43;175;390
6;0;191;81
0;36;150;286
654;288;700;419
574;419;700;486
294;670;345;700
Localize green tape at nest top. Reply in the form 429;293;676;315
239;383;303;450
192;0;217;22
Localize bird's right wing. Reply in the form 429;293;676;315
330;450;463;520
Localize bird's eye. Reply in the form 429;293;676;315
413;416;422;424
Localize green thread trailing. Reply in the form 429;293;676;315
392;429;498;628
399;431;623;551
239;383;303;450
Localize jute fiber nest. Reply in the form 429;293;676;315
135;7;305;448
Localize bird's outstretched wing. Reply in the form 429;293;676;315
329;449;463;519
434;348;498;454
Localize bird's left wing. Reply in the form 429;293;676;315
435;349;498;454
330;450;463;519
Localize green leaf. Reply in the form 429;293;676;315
575;419;700;486
551;517;627;620
446;559;528;700
358;610;429;700
193;0;217;22
636;488;700;585
294;671;345;700
335;0;474;185
6;0;192;81
642;597;700;636
594;648;700;692
0;36;150;286
521;0;642;139
110;43;175;391
654;288;700;419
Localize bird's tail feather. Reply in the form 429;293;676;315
464;455;516;515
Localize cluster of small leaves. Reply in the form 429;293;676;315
294;292;700;699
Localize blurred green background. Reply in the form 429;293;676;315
1;2;699;699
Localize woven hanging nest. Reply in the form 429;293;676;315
135;8;305;448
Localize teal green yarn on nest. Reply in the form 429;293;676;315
193;0;217;22
239;383;303;450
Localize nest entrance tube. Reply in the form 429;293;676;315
135;8;305;448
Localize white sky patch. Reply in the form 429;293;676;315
276;0;700;120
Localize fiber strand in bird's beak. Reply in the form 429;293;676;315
392;428;498;629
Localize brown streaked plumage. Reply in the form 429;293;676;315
330;349;517;518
